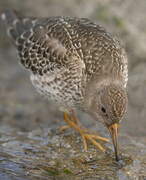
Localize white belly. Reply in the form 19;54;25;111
30;72;83;109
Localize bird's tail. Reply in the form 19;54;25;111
1;10;32;45
1;9;26;44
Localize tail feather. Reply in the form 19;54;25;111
1;9;24;41
1;9;38;46
1;9;48;47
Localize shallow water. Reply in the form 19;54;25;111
0;124;145;180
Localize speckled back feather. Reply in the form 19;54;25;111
1;10;127;87
1;10;128;112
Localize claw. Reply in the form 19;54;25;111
63;112;109;152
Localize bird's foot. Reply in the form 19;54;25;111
63;112;109;152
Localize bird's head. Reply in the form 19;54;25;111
86;83;128;161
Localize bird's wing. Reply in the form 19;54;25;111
17;24;85;76
1;10;85;76
17;25;65;75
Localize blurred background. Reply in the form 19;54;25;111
0;0;146;137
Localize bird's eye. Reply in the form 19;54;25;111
101;107;106;113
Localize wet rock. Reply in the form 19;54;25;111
0;125;145;180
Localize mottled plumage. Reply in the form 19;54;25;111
1;9;128;161
1;10;127;109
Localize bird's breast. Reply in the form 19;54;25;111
30;70;84;109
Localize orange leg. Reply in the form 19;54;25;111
62;111;109;152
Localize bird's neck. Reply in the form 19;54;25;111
83;77;123;111
93;77;122;90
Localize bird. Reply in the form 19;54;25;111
1;9;128;161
